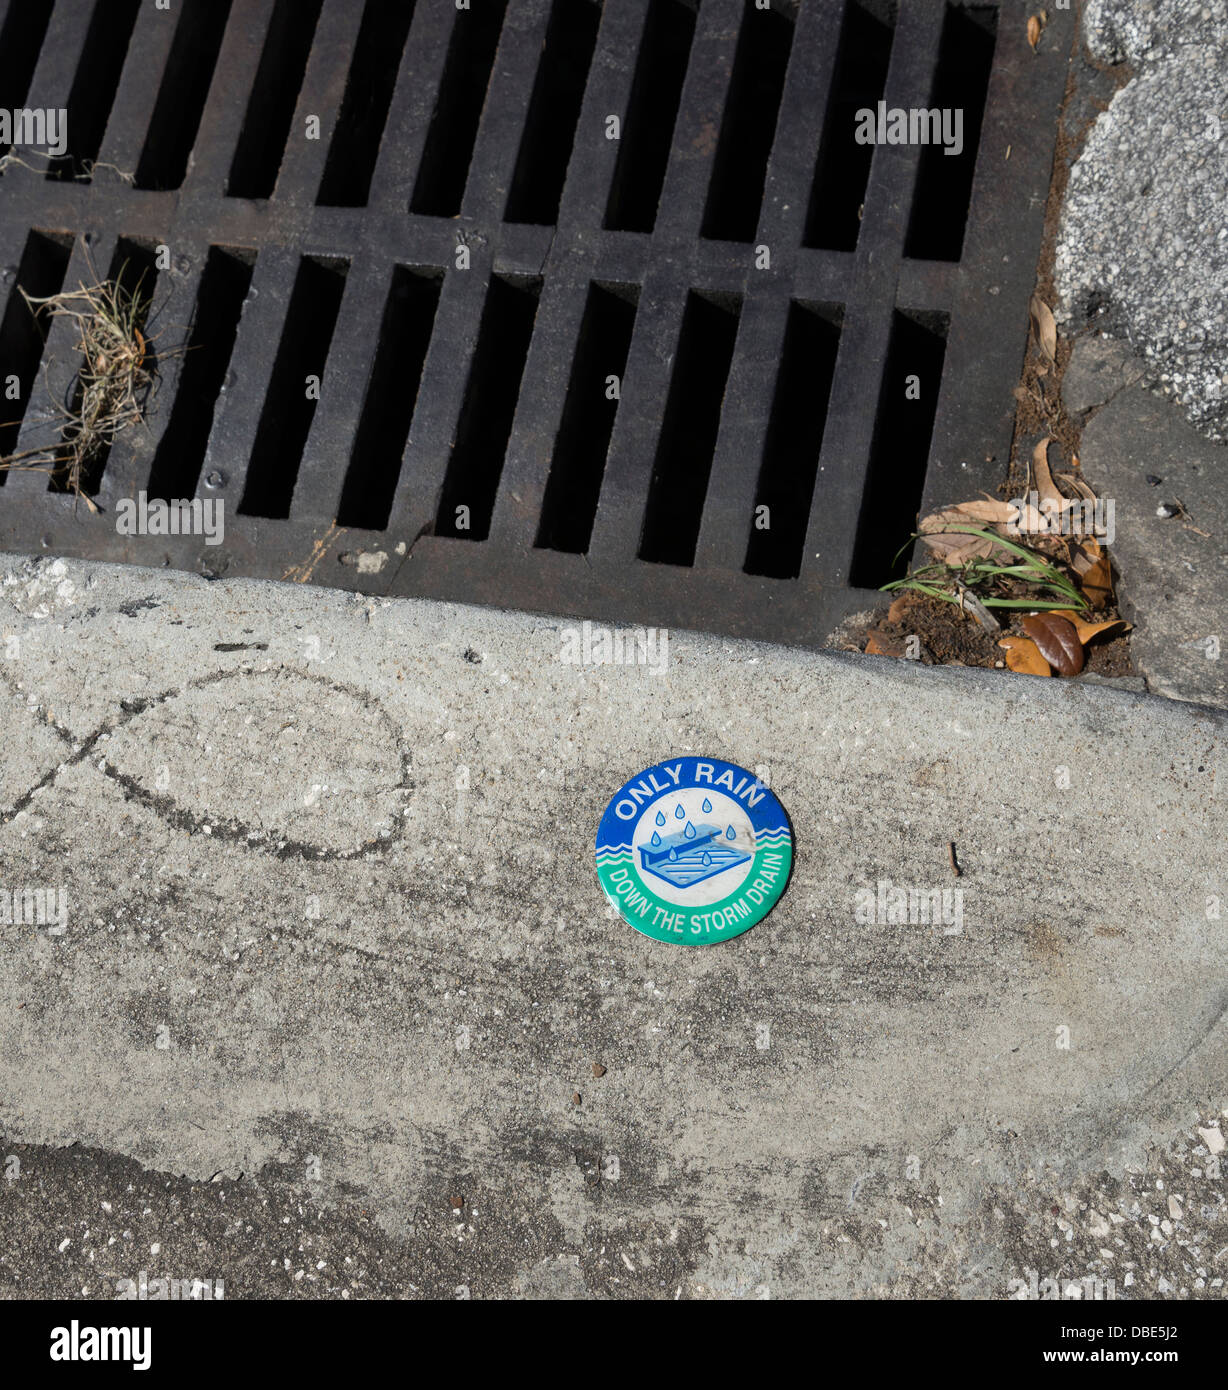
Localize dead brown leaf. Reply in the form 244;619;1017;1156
918;500;1023;565
1070;539;1096;576
1022;612;1084;676
1030;435;1066;510
920;530;1014;566
1057;472;1098;503
920;499;1017;529
1072;536;1113;607
1029;294;1057;367
999;635;1051;676
1051;610;1129;644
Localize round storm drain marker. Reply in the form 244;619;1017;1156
595;757;793;944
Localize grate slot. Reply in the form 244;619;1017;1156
336;266;442;531
46;0;140;182
744;300;841;579
317;0;418;208
226;0;324;200
238;255;348;519
700;3;793;243
0;229;72;479
603;0;697;234
638;291;740;567
504;0;602;226
849;307;948;587
436;274;541;543
410;0;508;218
904;4;997;262
0;0;53;162
803;0;895;252
536;282;638;554
50;239;157;496
147;246;253;503
133;0;233;191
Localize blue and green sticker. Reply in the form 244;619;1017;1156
595;757;793;944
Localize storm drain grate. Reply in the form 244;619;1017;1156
0;0;1068;645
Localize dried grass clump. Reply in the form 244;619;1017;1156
0;266;155;508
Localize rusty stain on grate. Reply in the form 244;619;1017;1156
0;0;1069;646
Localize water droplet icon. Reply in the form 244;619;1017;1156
702;851;712;865
701;798;712;814
674;804;685;819
726;825;736;840
684;821;696;839
650;831;661;846
655;811;666;826
668;848;678;861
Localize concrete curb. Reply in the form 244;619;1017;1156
1;554;1224;1297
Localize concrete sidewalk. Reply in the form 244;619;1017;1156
0;553;1224;1298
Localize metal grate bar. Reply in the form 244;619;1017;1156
288;256;386;525
700;0;795;245
585;271;690;567
185;0;273;192
602;0;687;236
758;0;843;260
383;262;490;542
0;1;54;145
91;1;176;181
486;274;590;549
800;0;944;590
147;243;251;505
366;2;440;210
694;289;790;570
6;233;101;501
530;281;639;556
21;1;89;121
918;5;1043;518
0;227;70;480
656;0;746;249
550;0;638;233
202;246;291;509
335;264;443;534
459;1;549;224
273;0;364;206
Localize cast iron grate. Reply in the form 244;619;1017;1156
0;0;1068;645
